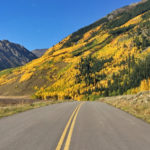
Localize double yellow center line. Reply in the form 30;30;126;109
56;102;84;150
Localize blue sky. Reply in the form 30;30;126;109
0;0;139;50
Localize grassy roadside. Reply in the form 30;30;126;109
0;100;71;118
99;91;150;123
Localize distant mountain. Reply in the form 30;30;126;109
32;49;47;57
0;40;37;70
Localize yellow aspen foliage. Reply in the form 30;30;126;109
140;79;150;91
19;72;34;83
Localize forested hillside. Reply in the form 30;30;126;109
0;0;150;100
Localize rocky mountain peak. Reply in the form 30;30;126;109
0;40;37;70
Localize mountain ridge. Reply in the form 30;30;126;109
32;49;48;57
0;40;37;70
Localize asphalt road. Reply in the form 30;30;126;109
0;101;150;150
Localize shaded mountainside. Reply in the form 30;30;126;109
32;49;48;57
0;0;150;100
0;40;37;70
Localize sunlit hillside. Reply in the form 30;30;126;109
0;0;150;100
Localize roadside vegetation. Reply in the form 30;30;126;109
0;99;69;118
100;91;150;123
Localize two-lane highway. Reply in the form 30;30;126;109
0;102;150;150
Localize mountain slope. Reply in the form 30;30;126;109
32;49;48;57
0;0;150;99
0;40;37;70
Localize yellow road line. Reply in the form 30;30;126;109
55;103;81;150
64;102;84;150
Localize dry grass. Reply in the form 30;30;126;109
0;100;70;118
99;91;150;123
